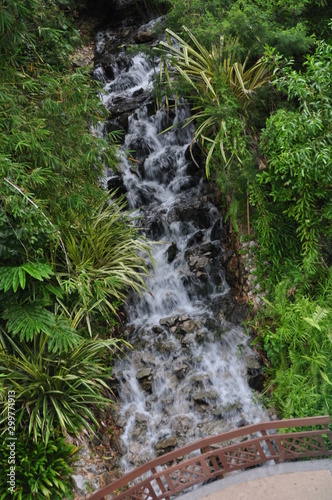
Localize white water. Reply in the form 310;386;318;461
95;24;268;471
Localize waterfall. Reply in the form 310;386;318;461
94;17;268;471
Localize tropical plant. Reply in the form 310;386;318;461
0;333;125;443
166;0;329;58
253;274;332;418
0;431;79;499
53;199;152;334
158;26;271;179
258;37;332;275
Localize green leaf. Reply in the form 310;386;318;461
3;303;55;341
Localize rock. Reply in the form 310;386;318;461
173;360;188;379
136;367;153;392
180;319;197;333
102;435;110;446
107;175;127;196
136;367;153;379
86;463;99;474
222;401;242;415
181;333;196;346
210;218;224;241
135;412;150;424
225;253;239;288
155;436;177;451
193;390;218;404
187;230;204;248
152;325;164;333
166;242;178;263
159;315;179;328
72;474;89;496
136;30;155;43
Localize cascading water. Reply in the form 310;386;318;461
94;17;268;471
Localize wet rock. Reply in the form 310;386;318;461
187;230;204;248
246;355;265;392
193;390;218;404
222;401;242;415
173;360;188;379
155;436;177;451
152;325;164;333
108;93;149;117
229;303;248;324
189;255;209;270
136;30;155;43
107;175;127;196
180;319;197;333
136;367;153;379
181;333;196;347
136;367;153;392
159;315;179;328
155;339;176;353
167;203;211;229
166;242;178;263
210;218;224;241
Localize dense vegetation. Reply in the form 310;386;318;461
159;0;332;419
0;1;150;497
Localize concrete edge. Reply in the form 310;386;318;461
179;459;332;500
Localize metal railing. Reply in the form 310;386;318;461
87;415;332;500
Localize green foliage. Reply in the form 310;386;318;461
54;200;151;334
166;0;329;59
158;27;271;182
254;274;332;417
0;333;125;442
258;38;332;275
0;431;78;499
0;12;153;498
0;0;79;68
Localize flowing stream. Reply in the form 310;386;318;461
94;17;268;471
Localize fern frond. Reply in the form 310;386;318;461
0;262;54;293
3;303;54;341
46;316;81;353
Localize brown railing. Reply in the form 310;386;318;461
88;415;332;500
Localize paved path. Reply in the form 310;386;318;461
179;459;332;500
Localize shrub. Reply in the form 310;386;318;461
0;432;78;499
0;334;125;442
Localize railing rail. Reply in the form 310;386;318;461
87;415;332;500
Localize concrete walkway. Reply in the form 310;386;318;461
179;460;332;500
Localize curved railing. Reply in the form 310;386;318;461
88;415;332;500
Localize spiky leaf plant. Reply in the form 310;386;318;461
158;26;272;178
0;332;126;443
54;199;152;335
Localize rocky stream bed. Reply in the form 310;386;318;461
70;5;271;498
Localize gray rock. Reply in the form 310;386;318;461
136;367;153;379
159;315;179;328
155;436;177;450
180;319;197;333
85;463;99;474
136;30;155;43
193;390;218;403
72;474;89;496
